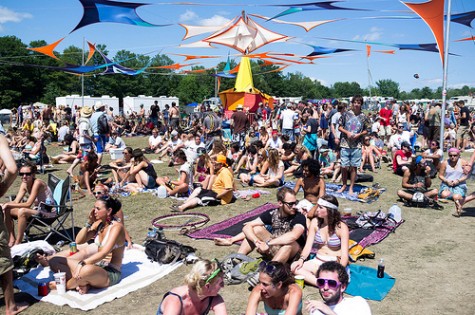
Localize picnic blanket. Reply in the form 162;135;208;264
14;245;182;311
345;217;404;248
187;203;278;240
283;182;385;203
346;264;396;301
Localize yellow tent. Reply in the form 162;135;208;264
219;57;273;112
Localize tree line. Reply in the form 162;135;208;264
0;35;473;108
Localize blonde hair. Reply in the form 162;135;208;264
184;259;221;294
268;149;281;171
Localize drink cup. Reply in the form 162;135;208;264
54;272;66;295
295;275;305;289
343;208;352;217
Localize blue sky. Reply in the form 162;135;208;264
2;0;475;93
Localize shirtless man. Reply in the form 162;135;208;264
294;158;326;219
169;102;180;129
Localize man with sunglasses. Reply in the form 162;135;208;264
237;187;307;263
307;261;371;315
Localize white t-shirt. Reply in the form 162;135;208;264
148;135;162;147
167;138;183;150
281;109;296;129
108;136;126;149
310;296;372;315
185;141;205;162
78;119;92;145
266;137;283;149
331;112;341;138
178;162;194;193
57;125;70;142
388;131;411;149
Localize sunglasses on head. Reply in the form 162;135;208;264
316;278;341;289
205;259;222;284
259;261;277;275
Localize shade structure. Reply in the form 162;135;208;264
219;57;273;112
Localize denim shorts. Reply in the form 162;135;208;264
340;147;362;167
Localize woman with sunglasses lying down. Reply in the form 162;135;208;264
246;261;302;315
291;195;349;287
156;259;227;315
40;196;125;294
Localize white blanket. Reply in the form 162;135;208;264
14;245;182;311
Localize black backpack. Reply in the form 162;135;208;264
97;113;110;135
144;239;195;264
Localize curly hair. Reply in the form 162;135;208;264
316;261;349;287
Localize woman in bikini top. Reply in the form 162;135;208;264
157;259;227;315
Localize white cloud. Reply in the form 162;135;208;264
179;10;198;23
353;27;383;42
199;15;230;26
0;6;32;31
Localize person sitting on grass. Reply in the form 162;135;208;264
246;261;302;315
235;187;306;263
252;149;285;187
156;259;227;315
78;150;100;196
47;196;125;294
291;195;349;286
105;130;126;153
392;141;413;176
397;156;438;204
51;134;79;164
284;145;311;178
2;162;55;246
438;148;469;217
122;149;158;191
294;158;325;218
109;147;134;185
170;154;234;212
359;136;382;173
156;149;193;197
236;145;259;186
306;261;371;315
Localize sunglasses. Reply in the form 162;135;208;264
398;126;404;128
316;278;341;289
19;172;32;176
205;259;222;284
449;154;459;157
283;201;298;207
259;261;277;275
93;191;105;196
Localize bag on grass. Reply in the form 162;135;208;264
355;210;388;229
220;253;262;285
12;248;44;278
144;239;195;264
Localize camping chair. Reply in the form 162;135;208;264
24;174;75;243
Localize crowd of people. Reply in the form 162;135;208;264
1;94;474;314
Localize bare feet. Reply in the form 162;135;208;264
76;284;90;295
6;301;29;315
454;200;462;217
336;185;347;193
214;238;234;246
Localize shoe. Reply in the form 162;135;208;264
169;205;181;212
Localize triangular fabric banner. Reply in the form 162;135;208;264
234;57;254;92
27;38;64;60
455;36;475;42
366;45;371;58
86;41;97;64
72;0;171;33
402;0;445;66
249;13;341;32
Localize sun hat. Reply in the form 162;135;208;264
80;106;93;118
216;154;227;166
94;101;105;110
236;104;243;110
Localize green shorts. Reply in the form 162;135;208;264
103;265;121;286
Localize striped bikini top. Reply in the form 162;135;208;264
314;229;341;249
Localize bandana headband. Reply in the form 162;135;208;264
317;198;338;210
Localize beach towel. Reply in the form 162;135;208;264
187;203;278;240
14;245;182;311
346;264;396;301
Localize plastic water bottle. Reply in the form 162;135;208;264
157;227;165;239
377;258;385;278
388;203;402;223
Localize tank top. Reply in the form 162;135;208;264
445;159;465;184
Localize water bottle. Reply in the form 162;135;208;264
147;228;156;239
157;227;165;239
377;258;385;278
388;203;402;223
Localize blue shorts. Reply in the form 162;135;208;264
340;147;362;168
94;135;109;154
439;183;467;199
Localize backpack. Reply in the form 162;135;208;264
144;239;195;264
12;248;44;278
220;253;262;285
97;113;110;135
354;210;389;229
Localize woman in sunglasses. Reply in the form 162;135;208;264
246;261;302;315
291;195;349;286
109;146;134;185
2;162;54;246
48;196;125;294
156;259;227;315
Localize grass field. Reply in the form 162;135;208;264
4;136;475;315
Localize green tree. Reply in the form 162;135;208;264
375;79;400;98
332;82;362;98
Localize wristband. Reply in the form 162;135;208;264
85;222;92;228
265;239;271;246
299;256;305;261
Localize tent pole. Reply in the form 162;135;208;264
81;37;85;108
439;0;452;153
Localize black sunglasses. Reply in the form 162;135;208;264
283;201;298;207
19;172;32;176
259;261;277;275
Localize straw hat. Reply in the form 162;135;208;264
80;106;93;118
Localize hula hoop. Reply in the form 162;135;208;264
151;212;210;230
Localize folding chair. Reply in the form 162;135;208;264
25;174;75;243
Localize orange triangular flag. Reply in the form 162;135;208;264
27;38;64;60
86;41;96;64
366;45;371;58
